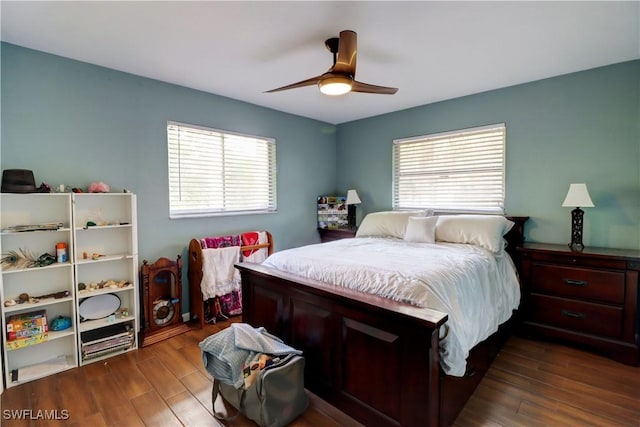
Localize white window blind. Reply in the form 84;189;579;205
167;121;276;218
393;124;506;213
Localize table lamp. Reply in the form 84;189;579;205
562;183;594;251
346;189;361;229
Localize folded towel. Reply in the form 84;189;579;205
201;246;241;299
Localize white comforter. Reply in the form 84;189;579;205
262;237;520;376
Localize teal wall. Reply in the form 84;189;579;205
336;61;640;249
2;41;639;270
1;42;337;267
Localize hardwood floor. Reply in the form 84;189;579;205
2;318;639;426
454;335;640;427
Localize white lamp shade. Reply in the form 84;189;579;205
346;189;361;205
562;183;594;208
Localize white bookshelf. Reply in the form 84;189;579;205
0;193;77;388
72;193;138;365
0;192;139;388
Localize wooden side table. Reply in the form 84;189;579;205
318;227;356;243
517;242;640;365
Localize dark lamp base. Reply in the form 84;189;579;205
568;242;585;252
568;207;586;251
347;205;357;229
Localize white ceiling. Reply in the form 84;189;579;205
1;1;639;125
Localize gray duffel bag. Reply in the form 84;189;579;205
212;353;308;427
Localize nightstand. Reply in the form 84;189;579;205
517;243;639;365
318;227;356;243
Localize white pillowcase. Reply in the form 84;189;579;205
404;216;437;243
435;215;514;253
356;210;428;239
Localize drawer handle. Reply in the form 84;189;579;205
561;310;586;319
563;278;588;287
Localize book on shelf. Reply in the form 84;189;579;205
2;223;64;233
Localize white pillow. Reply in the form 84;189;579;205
435;215;514;253
404;216;437;243
356;210;428;239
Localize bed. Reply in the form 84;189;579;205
236;213;528;427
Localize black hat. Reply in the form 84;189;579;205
1;169;37;193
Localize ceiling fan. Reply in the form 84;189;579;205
265;30;398;96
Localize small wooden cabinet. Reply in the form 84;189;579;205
140;256;190;346
318;227;356;243
518;243;639;365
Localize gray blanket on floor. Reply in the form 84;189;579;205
200;323;302;388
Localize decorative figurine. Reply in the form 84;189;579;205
88;182;110;193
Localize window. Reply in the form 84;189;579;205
167;121;276;218
393;123;505;213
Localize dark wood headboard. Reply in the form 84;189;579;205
505;216;529;272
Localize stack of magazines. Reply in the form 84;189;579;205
80;324;134;360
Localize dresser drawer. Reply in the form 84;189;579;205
529;294;623;339
530;264;625;304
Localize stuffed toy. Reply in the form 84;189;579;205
88;182;110;193
50;316;72;331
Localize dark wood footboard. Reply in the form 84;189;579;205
237;263;448;427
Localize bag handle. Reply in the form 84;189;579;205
211;378;247;422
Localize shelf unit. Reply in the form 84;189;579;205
72;193;138;365
0;192;139;388
0;193;77;388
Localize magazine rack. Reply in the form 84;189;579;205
317;195;348;229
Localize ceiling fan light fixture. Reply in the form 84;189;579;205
266;30;397;96
318;75;352;96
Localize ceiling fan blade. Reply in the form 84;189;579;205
333;30;357;76
351;80;398;95
264;75;322;93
